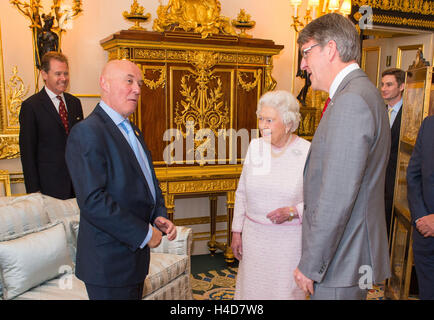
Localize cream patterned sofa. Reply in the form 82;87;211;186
0;193;193;300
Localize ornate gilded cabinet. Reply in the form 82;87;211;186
100;29;283;262
385;57;433;300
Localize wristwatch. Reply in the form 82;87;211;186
288;207;295;222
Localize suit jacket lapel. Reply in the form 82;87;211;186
39;88;66;132
64;93;82;127
391;107;402;137
330;69;366;107
94;105;154;199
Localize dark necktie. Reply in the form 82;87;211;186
56;95;69;134
321;97;331;119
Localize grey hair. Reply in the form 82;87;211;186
256;90;301;133
297;13;361;64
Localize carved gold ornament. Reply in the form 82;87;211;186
142;66;166;90
0;136;20;160
174;51;229;163
7;66;29;128
232;9;256;38
353;0;434;15
237;69;262;92
153;0;236;38
123;0;151;31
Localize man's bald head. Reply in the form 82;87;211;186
99;60;144;118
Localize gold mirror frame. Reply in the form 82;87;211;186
361;46;381;88
0;20;21;160
397;44;424;70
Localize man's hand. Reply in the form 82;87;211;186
148;226;163;248
416;214;434;238
154;216;177;241
294;267;314;296
231;232;243;261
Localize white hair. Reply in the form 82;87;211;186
256;90;301;133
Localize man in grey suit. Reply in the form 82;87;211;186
293;13;391;300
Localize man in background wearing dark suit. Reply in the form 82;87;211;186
19;51;83;199
407;115;434;300
65;60;176;300
381;68;405;237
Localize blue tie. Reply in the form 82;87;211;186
120;120;156;201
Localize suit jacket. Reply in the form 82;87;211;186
385;107;402;233
299;68;391;287
19;87;83;199
407;115;434;251
65;104;168;287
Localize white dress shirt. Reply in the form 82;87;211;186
387;98;403;128
328;63;360;99
44;87;68;113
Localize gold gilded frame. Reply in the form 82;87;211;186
0;169;12;196
0;20;20;160
397;44;424;69
362;46;381;87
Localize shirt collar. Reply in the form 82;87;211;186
388;98;403;113
329;63;360;99
99;100;128;126
44;86;64;100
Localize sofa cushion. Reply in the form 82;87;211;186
0;222;73;300
0;193;50;300
0;193;50;240
42;195;80;264
143;252;189;298
70;219;79;249
13;274;88;300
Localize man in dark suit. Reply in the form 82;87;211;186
407;115;434;300
381;68;405;238
19;51;83;199
65;59;176;300
293;13;391;300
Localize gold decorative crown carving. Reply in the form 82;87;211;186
153;0;236;39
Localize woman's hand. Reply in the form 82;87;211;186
231;232;243;261
266;207;298;224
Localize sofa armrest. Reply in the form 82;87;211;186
150;226;192;257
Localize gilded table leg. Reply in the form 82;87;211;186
165;194;175;222
224;191;235;264
207;195;218;255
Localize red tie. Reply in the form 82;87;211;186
57;95;69;134
321;97;331;119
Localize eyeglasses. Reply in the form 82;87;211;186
301;43;320;58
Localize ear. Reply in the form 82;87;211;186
399;82;405;92
327;40;338;62
41;69;48;82
100;75;110;93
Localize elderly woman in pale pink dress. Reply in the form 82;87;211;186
231;90;310;300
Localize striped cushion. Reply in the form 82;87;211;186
42;195;80;264
0;194;50;299
151;226;192;256
144;273;192;300
143;252;189;297
0;194;49;240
